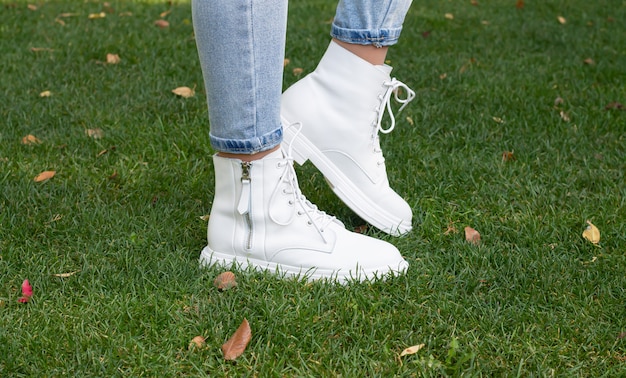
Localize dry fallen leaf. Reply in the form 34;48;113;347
283;58;290;67
583;57;595;65
214;271;237;291
400;344;425;357
554;97;564;106
88;12;106;19
605;102;624;110
154;19;169;28
34;170;56;182
172;86;195;98
559;110;570;122
27;4;37;11
444;13;454;20
516;0;525;9
39;90;52;97
465;226;481;245
22;134;42;145
557;16;567;24
106;53;121;64
53;271;80;278
189;335;206;350
222;318;252;360
502;151;516;162
292;67;304;76
86;128;104;139
31;47;54;53
582;220;600;244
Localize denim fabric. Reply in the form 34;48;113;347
192;0;411;154
332;0;413;47
192;0;287;154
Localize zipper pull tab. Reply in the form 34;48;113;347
237;162;252;215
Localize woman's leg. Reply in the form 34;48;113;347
191;0;408;282
281;0;415;236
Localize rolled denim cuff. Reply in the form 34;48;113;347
210;127;283;154
331;24;403;47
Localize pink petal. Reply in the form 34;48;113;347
21;279;33;297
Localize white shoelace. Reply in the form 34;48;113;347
270;123;336;243
371;78;416;164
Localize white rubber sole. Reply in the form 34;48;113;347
199;246;408;284
281;117;412;236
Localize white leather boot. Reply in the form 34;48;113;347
200;148;408;283
281;41;415;236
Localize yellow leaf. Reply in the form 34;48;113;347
400;344;425;357
53;270;80;278
445;13;454;20
34;170;56;182
22;134;42;145
160;9;172;18
88;12;106;19
582;220;600;244
557;16;567;24
86;128;104;139
172;86;195;98
106;53;120;64
40;90;52;97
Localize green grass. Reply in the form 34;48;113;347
1;0;625;375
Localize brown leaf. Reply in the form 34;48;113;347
605;102;624;110
557;16;567;24
465;226;481;245
583;57;595;65
189;335;206;350
559;111;570;122
34;170;56;182
160;9;172;18
27;4;37;11
154;19;169;28
515;0;524;8
214;271;237;291
502;151;516;162
222;318;252;360
172;86;195;98
21;134;42;145
292;67;304;76
106;53;120;64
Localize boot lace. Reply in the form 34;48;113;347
270;123;337;243
372;78;416;163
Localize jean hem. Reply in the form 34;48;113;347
330;24;403;47
210;127;283;154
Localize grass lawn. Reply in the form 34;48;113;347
1;0;625;375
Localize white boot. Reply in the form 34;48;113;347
200;148;408;283
281;41;415;236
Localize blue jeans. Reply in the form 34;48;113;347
192;0;412;154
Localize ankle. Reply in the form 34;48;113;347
332;39;388;66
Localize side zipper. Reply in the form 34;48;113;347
237;162;253;250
